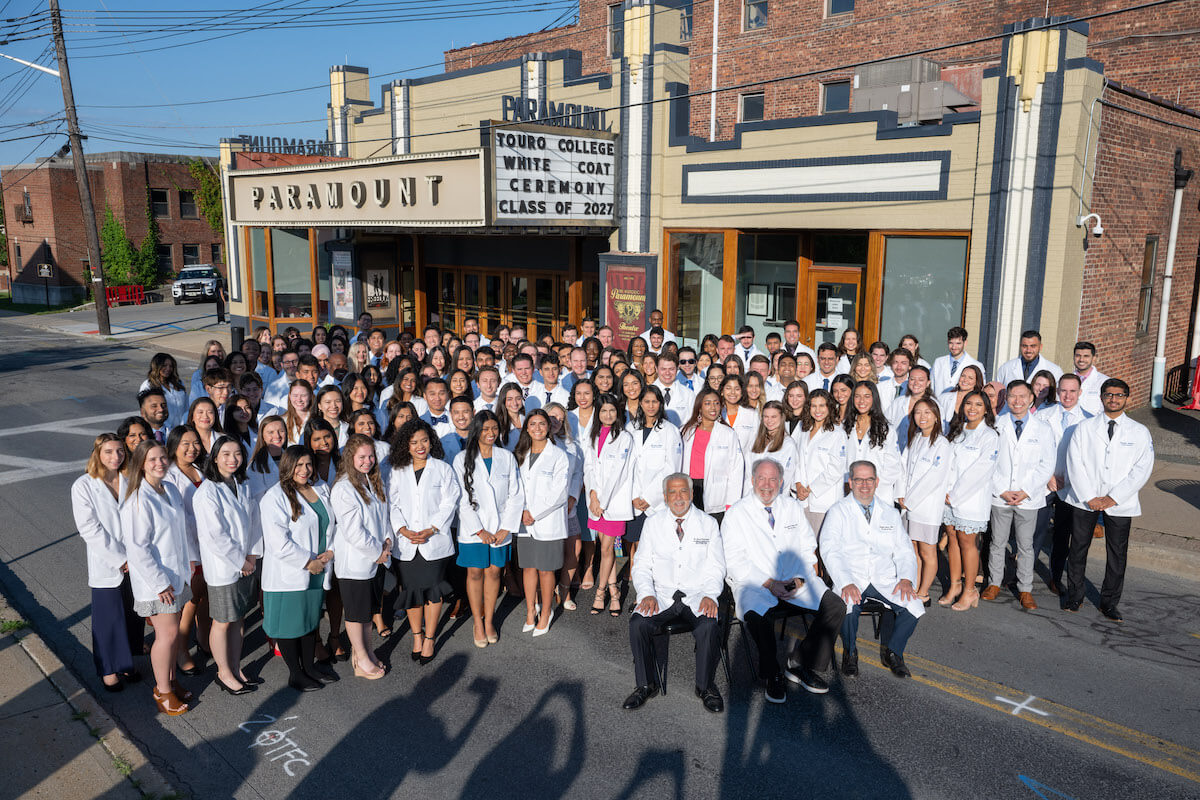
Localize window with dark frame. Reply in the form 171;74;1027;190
1137;236;1158;334
21;190;32;220
211;243;222;263
828;0;854;15
150;188;170;218
680;1;693;41
179;190;198;218
156;244;173;271
821;81;852;114
182;244;201;266
740;92;765;122
744;0;768;30
608;4;624;59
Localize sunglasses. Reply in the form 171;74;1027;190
679;358;696;364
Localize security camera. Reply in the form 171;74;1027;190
1076;213;1103;237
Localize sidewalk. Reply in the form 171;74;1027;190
0;595;176;800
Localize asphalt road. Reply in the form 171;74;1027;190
1;313;1198;800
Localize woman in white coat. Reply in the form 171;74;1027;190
584;393;635;617
246;415;286;507
141;352;189;428
627;386;683;563
390;421;462;663
330;433;392;678
120;440;196;716
681;387;745;523
453;411;522;647
939;390;1000;611
843;381;903;505
193;437;261;695
260;445;336;692
792;389;847;536
72;434;142;692
163;426;209;677
514;411;570;636
720;375;759;455
743;401;799;498
544;402;587;610
896;400;952;606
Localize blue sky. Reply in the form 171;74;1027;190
0;1;575;169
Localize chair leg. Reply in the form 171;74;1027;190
736;620;757;679
653;633;669;695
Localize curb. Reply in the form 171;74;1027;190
1126;538;1200;582
2;608;179;799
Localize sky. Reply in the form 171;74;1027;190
0;0;576;170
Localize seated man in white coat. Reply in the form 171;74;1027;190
624;474;726;714
722;459;847;704
821;461;924;679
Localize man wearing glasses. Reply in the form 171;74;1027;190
675;347;699;390
1062;379;1155;621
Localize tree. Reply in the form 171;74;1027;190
99;206;138;286
135;188;161;286
188;159;225;241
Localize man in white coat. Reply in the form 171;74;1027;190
652;353;694;427
1045;374;1091;595
983;380;1056;610
1063;378;1155;621
820;461;924;679
637;309;678;348
994;329;1064;386
932;326;985;395
624;474;726;714
722;459;847;703
1071;341;1108;416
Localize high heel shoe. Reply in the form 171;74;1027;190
590;585;607;615
607;583;621;617
952;590;980;611
938;581;963;607
153;688;188;716
214;675;254;696
410;632;424;662
353;656;385;680
418;642;435;666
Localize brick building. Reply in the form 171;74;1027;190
1;151;225;305
220;0;1200;405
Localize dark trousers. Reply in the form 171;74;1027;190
1050;497;1074;585
215;294;226;323
840;585;920;656
90;575;143;677
1066;507;1131;608
690;480;724;527
745;591;846;680
629;598;720;690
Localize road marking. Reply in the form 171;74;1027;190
0;457;85;486
0;412;131;438
997;694;1050;717
1018;775;1077;799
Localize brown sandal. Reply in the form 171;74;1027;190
154;689;189;716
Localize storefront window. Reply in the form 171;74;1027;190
670;231;724;347
249;228;268;316
270;228;313;319
736;234;799;342
879;235;968;351
532;276;555;340
511;277;529;328
316;229;335;322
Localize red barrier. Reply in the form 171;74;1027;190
1181;359;1200;410
105;285;145;306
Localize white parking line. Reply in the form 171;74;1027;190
0;412;131;438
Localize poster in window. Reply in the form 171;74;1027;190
365;268;390;310
604;264;647;350
332;250;354;320
746;283;769;316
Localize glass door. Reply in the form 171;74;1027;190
807;266;862;347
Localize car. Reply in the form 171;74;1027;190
171;265;221;305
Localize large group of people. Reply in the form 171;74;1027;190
71;310;1155;716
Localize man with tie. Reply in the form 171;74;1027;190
420;378;455;438
474;366;501;412
932;326;985;395
781;319;817;361
653;353;695;427
735;325;762;366
637;309;678;348
722;459;847;703
804;343;841;392
1044;374;1091;595
1071;341;1108;416
983;381;1056;610
526;352;570;412
440;395;476;462
561;347;591;392
501;353;540;400
623;473;726;713
676;347;699;390
1063;378;1154;621
994;329;1064;387
137;388;171;442
820;461;924;679
886;348;912;400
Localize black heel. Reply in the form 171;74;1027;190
214;676;253;696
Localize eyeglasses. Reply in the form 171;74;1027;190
1101;392;1127;399
679;358;696;364
849;477;878;484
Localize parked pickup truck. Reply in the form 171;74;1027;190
171;265;219;305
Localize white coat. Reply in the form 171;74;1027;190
743;435;799;498
258;483;334;592
558;436;585;507
163;464;202;557
632;507;725;616
819;494;925;619
994;354;1063;386
1064;413;1154;517
453;448;524;546
523;383;571;413
946;424;1001;523
844;425;904;505
722;405;759;454
1077;369;1109;416
120;482;193;603
246;456;281;533
792;425;847;513
629;421;683;519
899;434;953;527
584;427;636;522
329;477;391;580
389;459;461;560
653;380;695;428
192;479;262;587
931;352;985;396
721;495;824;618
1049;405;1090;498
681;423;745;514
568;407;596;442
140;380;189;429
71;474;128;588
991;414;1056;511
518;443;570;541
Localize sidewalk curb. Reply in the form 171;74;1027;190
1126;539;1200;582
6;618;180;800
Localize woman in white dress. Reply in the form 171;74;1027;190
842;381;902;506
163;426;209;676
792;388;846;535
544;402;586;610
514;411;570;636
897;400;952;606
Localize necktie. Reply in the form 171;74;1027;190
457;436;465;449
155;429;165;443
950;359;960;376
675;517;685;542
765;506;774;529
1023;359;1034;380
522;386;530;399
1062;410;1070;428
545;391;552;404
896;384;904;399
664;388;671;405
862;503;871;523
823;378;829;390
1014;419;1024;440
431;414;448;425
1107;419;1115;441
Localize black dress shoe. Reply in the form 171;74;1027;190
101;679;125;693
696;685;724;713
288;676;323;692
1099;605;1123;622
882;648;911;678
308;666;339;683
239;675;265;686
841;649;859;677
1064;600;1082;612
118;670;143;684
214;676;254;696
622;684;660;710
176;663;204;677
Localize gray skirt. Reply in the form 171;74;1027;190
907;519;941;545
207;574;258;623
134;583;193;618
516;535;564;572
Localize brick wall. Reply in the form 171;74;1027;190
1077;91;1200;405
444;1;610;76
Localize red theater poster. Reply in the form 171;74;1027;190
604;265;647;350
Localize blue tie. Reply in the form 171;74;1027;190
765;506;774;529
950;359;959;376
431;415;448;425
823;378;829;390
1014;419;1024;440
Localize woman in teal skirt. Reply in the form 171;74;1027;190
260;445;336;692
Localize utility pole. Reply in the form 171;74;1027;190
49;0;110;335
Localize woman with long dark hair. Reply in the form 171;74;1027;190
843;381;902;505
681;387;745;524
584;393;634;616
315;385;350;447
303;418;340;489
513;410;570;636
620;369;645;422
496;383;526;450
452;411;521;647
792;388;847;535
627;385;682;558
141;352;189;428
720;375;758;454
117;416;151;470
829;375;855;425
163;425;208;676
567;378;597;441
940;391;999;611
897;399;951;606
783;380;809;434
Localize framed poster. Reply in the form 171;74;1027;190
331;250;354;320
365;268;390;310
604;264;648;350
747;283;769;316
